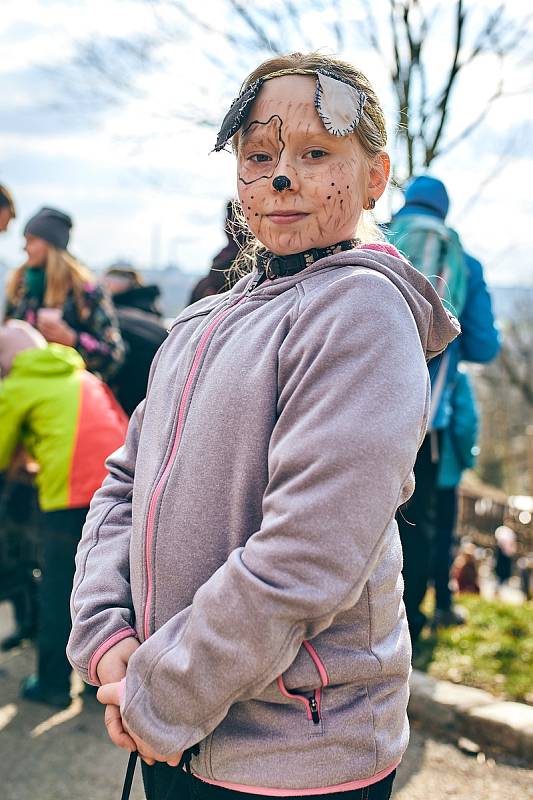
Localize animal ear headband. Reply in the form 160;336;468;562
214;68;367;152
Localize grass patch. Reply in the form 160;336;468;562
412;594;533;704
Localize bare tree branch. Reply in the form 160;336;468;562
360;0;381;54
228;0;282;54
425;0;465;164
499;345;533;408
390;0;416;174
284;0;314;50
432;80;503;162
34;0;533;185
331;0;345;52
162;0;229;40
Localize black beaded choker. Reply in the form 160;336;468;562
257;239;360;279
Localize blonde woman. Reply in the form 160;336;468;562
5;207;124;382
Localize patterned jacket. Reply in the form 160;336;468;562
5;277;125;383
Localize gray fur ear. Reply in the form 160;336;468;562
315;72;367;136
214;78;264;152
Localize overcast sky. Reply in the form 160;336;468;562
0;0;531;284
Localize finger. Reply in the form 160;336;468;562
97;682;121;706
166;750;183;767
124;725;172;766
125;729;158;765
104;704;136;751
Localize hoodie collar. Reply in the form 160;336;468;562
229;243;460;363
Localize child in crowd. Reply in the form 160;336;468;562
451;543;480;595
68;52;458;799
494;524;517;594
0;320;127;707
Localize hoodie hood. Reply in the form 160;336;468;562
0;320;46;378
226;243;460;362
10;343;85;378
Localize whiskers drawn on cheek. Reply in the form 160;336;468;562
238;115;286;186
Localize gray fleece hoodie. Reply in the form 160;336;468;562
68;245;459;794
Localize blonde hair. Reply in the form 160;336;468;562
7;247;93;317
0;184;16;217
229;51;389;276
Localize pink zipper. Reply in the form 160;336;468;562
142;294;247;639
276;640;329;724
302;640;329;686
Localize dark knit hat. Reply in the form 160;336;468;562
24;207;73;250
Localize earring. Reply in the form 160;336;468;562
366;197;376;210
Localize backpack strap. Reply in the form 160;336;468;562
120;752;138;800
428;350;450;429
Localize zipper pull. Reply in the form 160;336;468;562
246;269;266;295
309;692;320;725
246;274;260;294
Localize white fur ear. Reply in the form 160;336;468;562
315;72;367;137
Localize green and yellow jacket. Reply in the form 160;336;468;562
0;345;128;511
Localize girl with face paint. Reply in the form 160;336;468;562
234;72;388;260
68;53;460;800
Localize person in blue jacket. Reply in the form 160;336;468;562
388;176;500;644
433;369;478;627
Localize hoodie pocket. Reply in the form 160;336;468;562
277;640;329;727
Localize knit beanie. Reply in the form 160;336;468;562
24;207;73;250
403;176;450;219
0;320;47;378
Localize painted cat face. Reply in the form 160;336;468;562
236;74;369;255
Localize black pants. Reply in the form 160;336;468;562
397;433;440;644
433;487;458;612
37;507;88;694
141;763;395;800
10;581;38;637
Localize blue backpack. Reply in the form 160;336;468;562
388;214;467;317
388;214;467;429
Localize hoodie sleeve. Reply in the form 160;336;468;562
67;400;145;684
119;271;430;756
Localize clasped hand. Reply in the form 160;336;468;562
95;637;182;767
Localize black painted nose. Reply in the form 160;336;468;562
272;175;291;192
